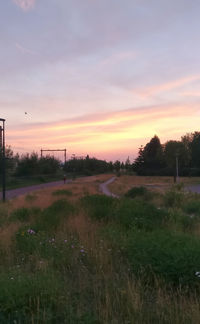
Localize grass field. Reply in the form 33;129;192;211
1;174;200;323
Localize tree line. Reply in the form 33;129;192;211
1;130;200;178
133;131;200;176
0;151;120;178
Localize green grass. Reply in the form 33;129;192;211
2;187;200;322
124;229;200;286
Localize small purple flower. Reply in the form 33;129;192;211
71;245;74;248
27;229;35;235
64;240;67;243
80;249;85;253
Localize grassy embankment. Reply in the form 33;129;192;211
1;174;200;322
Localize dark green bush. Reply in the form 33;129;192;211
10;208;31;222
10;207;41;223
183;200;200;215
81;195;116;221
33;199;74;232
164;189;185;208
125;230;200;286
115;198;168;230
125;186;152;200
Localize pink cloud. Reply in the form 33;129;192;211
13;0;36;11
135;75;200;98
15;42;38;55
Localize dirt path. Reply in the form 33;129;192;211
99;177;119;198
0;180;72;200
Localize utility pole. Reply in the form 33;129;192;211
176;154;179;183
40;149;67;163
0;119;6;202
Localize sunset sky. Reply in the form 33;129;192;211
1;0;200;161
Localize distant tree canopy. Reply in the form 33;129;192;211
133;132;200;176
134;135;165;175
63;155;113;175
15;153;60;176
0;146;18;177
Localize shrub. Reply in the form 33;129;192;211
10;207;41;223
183;199;200;216
124;186;152;200
10;207;31;222
168;209;196;232
164;188;185;208
33;199;74;232
115;198;168;230
125;230;200;286
81;195;117;221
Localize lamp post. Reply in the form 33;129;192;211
0;118;6;202
176;153;179;183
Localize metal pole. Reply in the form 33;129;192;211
0;119;6;202
64;149;66;164
176;155;179;183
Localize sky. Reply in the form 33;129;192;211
1;0;200;161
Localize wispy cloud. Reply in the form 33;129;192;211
136;75;200;98
101;51;137;67
15;42;38;55
13;0;36;11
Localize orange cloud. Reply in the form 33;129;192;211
13;0;36;11
7;103;200;161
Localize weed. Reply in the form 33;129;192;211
125;186;152;200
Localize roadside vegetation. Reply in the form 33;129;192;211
1;176;200;323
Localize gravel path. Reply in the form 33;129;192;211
0;180;72;200
99;177;119;198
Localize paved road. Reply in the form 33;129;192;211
99;177;119;198
185;185;200;194
99;179;200;197
0;180;72;200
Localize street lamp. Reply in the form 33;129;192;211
0;118;6;202
176;153;179;183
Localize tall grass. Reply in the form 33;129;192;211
1;185;200;322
